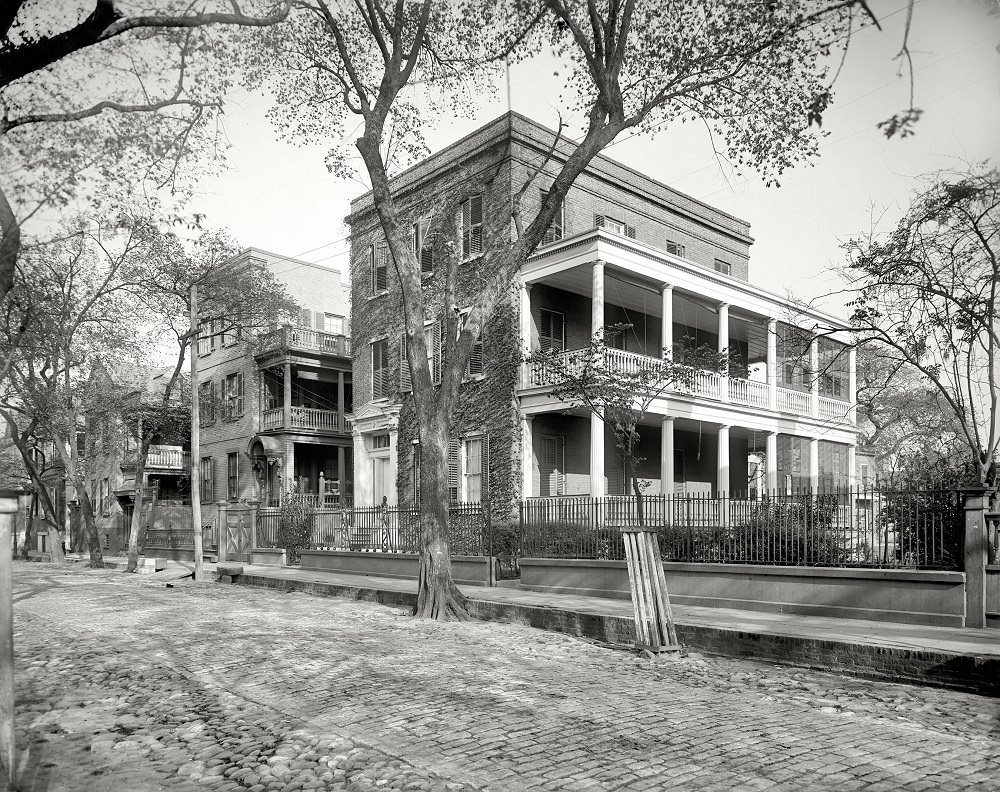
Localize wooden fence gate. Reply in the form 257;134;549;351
224;508;252;563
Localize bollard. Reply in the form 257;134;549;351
0;489;19;790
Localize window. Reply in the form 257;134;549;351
298;308;312;328
219;316;239;346
860;463;870;488
817;337;849;400
594;214;636;239
538;308;565;352
459;194;483;259
412;220;434;274
197;319;216;356
372;434;390;450
714;259;731;275
398;322;442;389
223;372;244;420
371;240;389;292
665;240;685;257
463;437;484;502
324;314;345;335
540;190;564;246
227;452;239;501
200;457;214;502
199;381;215;425
371;338;389;399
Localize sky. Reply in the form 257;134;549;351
188;0;1000;318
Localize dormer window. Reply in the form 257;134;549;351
595;214;636;239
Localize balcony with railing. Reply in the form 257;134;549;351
257;325;351;358
260;406;352;434
121;444;191;472
525;348;851;423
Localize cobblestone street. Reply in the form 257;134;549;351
11;563;1000;791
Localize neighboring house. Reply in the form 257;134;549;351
346;113;857;515
82;363;191;553
198;248;353;508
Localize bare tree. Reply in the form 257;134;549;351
250;0;894;618
842;166;999;485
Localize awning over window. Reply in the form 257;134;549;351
247;435;284;459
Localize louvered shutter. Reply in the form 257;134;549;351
236;372;245;417
462;195;483;258
447;437;459;502
399;334;412;391
594;214;605;229
468;329;483;376
414;221;433;274
625;224;637;239
430;321;442;384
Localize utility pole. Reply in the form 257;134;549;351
190;284;205;581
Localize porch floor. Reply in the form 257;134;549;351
76;555;1000;694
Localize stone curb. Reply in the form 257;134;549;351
231;574;1000;697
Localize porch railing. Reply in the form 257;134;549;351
257;326;351;357
259;407;346;432
526;348;849;422
520;488;962;570
122;444;190;471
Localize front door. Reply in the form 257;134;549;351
372;456;390;504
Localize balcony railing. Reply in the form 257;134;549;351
526;348;849;422
257;326;351;357
260;406;348;433
122;444;190;472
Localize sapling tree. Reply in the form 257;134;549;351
525;325;721;525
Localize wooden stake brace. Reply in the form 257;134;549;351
622;527;680;654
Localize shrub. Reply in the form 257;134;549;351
277;496;314;564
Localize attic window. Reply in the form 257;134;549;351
665;240;685;257
595;214;636;239
714;259;731;275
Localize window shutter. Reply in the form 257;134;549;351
625;224;637;239
447;437;459;502
313;311;325;331
468;329;483;376
594;214;605;229
414;221;433;274
421;240;434;274
399;334;412;391
432;320;442;384
462;195;483;257
541;190;563;245
299;308;312;328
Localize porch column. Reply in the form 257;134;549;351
283;361;292;430
848;345;857;425
847;444;856;489
717;424;730;497
590;411;605;497
337;446;346;498
809;437;820;491
660;284;673;358
718;303;730;402
767;319;778;411
337;370;345;429
592;260;605;337
765;431;778;495
521;415;534;498
810;336;820;418
519;282;532;386
352;432;369;506
660;416;675;496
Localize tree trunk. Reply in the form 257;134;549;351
414;415;468;620
73;482;103;567
124;442;150;573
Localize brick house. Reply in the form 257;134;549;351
346;113;856;517
198;248;353;508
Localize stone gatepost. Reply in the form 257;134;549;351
216;500;229;561
963;486;993;628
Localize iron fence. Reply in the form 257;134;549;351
520;488;963;570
